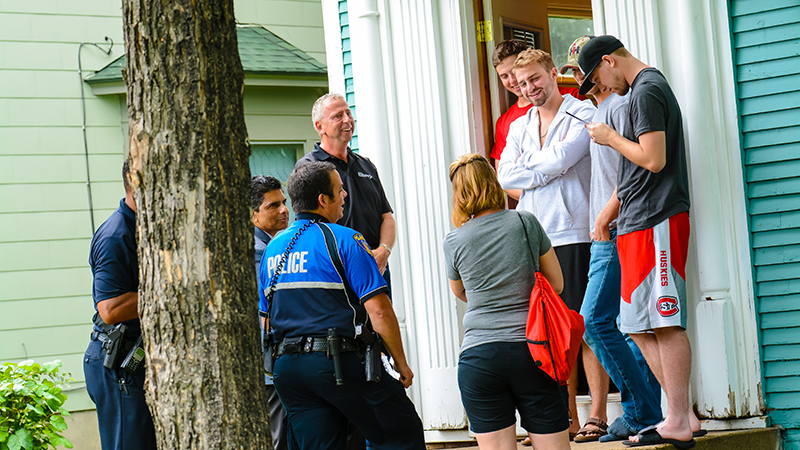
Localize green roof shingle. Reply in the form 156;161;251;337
85;25;326;84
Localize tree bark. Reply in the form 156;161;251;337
122;1;271;448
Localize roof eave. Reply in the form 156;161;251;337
87;73;328;96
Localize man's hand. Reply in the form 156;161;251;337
593;219;611;241
393;359;414;388
372;246;390;274
592;188;620;242
585;122;618;146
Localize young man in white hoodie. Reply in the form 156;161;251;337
497;48;596;439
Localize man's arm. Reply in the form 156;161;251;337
519;114;592;175
586;123;666;173
372;212;396;274
593;187;620;241
497;122;557;190
364;293;414;388
97;292;139;324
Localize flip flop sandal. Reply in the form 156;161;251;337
622;427;696;449
573;417;608;442
693;429;708;437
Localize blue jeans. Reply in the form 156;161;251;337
580;231;663;432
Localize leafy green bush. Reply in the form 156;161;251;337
0;360;73;450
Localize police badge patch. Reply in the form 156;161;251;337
353;233;374;257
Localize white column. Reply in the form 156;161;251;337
596;0;762;419
348;0;475;429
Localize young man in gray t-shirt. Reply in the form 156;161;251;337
580;35;698;448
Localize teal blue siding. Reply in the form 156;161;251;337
731;1;800;448
338;0;358;151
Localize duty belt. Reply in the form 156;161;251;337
276;336;359;356
91;330;111;345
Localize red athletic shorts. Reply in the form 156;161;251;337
617;212;690;333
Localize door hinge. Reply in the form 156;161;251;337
477;20;493;43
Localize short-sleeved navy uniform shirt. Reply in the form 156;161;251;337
89;198;140;335
296;144;393;249
258;213;388;342
617;68;690;235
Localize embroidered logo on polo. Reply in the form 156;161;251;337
353;233;374;257
657;296;679;317
357;172;373;179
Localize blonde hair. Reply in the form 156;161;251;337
513;48;555;73
449;154;506;228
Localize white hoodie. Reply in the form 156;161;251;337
498;94;596;247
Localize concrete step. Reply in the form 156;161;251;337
426;427;782;450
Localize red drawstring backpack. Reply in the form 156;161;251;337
518;213;585;385
526;272;585;385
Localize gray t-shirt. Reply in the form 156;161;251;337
443;209;551;352
618;68;690;234
589;94;627;232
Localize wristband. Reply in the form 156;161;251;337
380;243;392;254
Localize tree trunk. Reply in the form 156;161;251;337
121;1;271;448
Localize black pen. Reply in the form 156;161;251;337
565;111;589;124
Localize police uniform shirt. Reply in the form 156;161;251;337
296;144;393;249
89;198;139;335
258;213;388;342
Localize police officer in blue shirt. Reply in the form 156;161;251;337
83;159;156;449
259;161;425;450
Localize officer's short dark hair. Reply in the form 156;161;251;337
122;158;132;193
251;175;282;211
492;39;528;67
287;162;336;214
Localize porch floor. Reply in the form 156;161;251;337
426;427;782;450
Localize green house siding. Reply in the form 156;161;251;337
731;0;800;447
0;0;326;415
0;3;125;411
339;0;358;151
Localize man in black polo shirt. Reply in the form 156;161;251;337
297;93;396;290
84;159;156;449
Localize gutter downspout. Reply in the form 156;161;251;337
78;37;113;234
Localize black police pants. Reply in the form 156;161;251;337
274;351;425;450
84;338;156;450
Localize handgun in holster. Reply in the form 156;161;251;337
262;327;275;376
358;329;382;383
102;322;128;369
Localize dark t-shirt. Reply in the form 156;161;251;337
89;198;140;335
296;144;393;248
617;68;690;234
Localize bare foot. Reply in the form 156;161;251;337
627;418;692;443
689;410;702;433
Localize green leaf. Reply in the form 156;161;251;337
42;361;61;374
49;416;67;432
13;430;32;450
49;436;72;449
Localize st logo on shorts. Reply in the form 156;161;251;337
657;296;679;317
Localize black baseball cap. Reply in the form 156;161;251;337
577;35;624;95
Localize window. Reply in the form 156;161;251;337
250;143;302;221
548;17;594;73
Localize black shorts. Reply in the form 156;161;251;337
457;341;570;434
554;243;591;312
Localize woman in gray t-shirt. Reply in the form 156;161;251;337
443;154;570;450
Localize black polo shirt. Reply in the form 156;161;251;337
296;144;393;248
89;198;140;335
